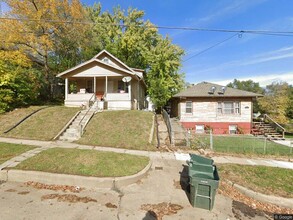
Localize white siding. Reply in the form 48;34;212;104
180;100;252;123
73;65;124;77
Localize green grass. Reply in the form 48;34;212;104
218;164;293;198
3;106;79;141
0;106;45;134
15;148;150;177
77;110;156;151
0;142;36;164
192;135;292;156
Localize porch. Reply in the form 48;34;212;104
64;76;133;110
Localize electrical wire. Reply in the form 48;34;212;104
183;33;239;62
1;17;293;37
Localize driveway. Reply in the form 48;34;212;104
0;159;270;220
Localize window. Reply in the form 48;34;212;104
186;101;192;113
224;102;234;114
118;80;128;93
195;125;205;134
229;125;238;134
218;102;240;115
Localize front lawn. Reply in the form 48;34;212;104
3;106;79;140
77;110;156;151
15;148;150;177
218;164;293;198
0;142;36;164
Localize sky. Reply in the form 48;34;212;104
2;0;293;87
79;0;293;87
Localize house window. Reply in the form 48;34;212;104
229;125;237;134
186;101;192;113
195;125;205;134
218;102;240;115
118;80;128;93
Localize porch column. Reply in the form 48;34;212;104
105;76;108;98
128;81;131;100
65;78;68;100
94;77;96;94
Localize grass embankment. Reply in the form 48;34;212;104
2;106;79;141
218;164;293;198
77;110;156;151
0;142;36;164
0;106;44;134
15;148;149;177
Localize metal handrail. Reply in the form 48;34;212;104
264;114;286;138
78;94;96;135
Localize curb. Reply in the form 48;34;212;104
226;180;293;209
0;160;152;189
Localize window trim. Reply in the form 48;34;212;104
218;101;240;115
195;125;205;134
229;125;238;134
185;101;193;113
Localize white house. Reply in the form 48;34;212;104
57;50;147;110
171;82;263;134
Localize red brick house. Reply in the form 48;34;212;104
171;82;263;134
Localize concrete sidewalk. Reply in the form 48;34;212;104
1;137;292;170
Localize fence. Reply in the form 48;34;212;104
162;109;174;146
188;132;293;157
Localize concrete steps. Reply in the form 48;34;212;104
59;107;97;142
252;122;284;140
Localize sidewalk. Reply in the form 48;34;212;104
1;137;293;170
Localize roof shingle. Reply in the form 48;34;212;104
173;82;263;98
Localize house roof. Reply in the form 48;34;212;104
57;50;143;78
173;82;263;98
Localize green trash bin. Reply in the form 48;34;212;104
189;154;214;165
188;162;215;179
189;166;220;211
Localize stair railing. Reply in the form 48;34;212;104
263;114;286;138
78;94;96;136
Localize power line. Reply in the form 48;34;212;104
184;33;240;62
1;17;293;37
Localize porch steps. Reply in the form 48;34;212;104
252;122;284;140
59;108;96;142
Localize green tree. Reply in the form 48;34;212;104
87;6;185;108
227;79;264;113
0;51;40;113
286;85;293;120
1;0;89;99
259;81;290;123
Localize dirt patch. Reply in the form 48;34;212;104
5;189;17;192
141;202;183;220
17;191;30;195
219;181;293;215
105;202;117;209
25;181;83;193
41;194;97;203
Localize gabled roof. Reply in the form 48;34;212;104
95;49;135;74
57;50;136;78
173;82;263;98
